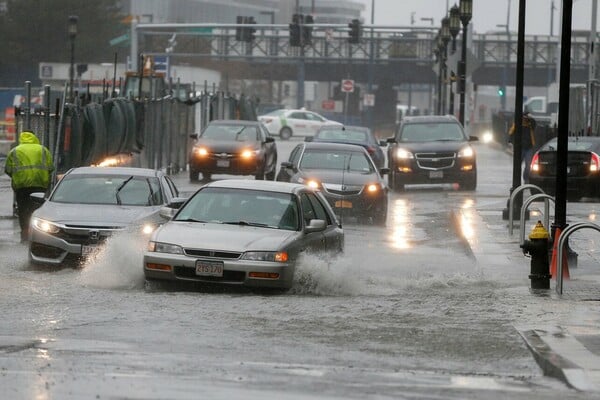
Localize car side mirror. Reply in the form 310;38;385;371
159;206;178;219
189;133;199;140
469;136;479;142
168;197;188;209
379;167;390;175
30;192;46;205
386;137;397;144
280;161;294;170
265;136;275;143
304;136;314;142
378;139;387;146
305;219;326;233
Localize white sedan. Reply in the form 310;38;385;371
258;109;342;140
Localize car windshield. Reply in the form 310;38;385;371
201;125;258;142
50;174;163;206
175;187;299;231
398;122;465;142
315;129;368;144
299;149;374;172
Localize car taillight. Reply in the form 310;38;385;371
530;152;540;173
591;152;600;172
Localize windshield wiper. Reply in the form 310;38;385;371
145;178;155;205
115;176;134;205
223;220;270;228
176;218;207;223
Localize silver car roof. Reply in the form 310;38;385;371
203;179;308;195
65;166;161;178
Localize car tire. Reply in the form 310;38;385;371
459;175;477;191
189;167;199;182
390;172;405;192
280;127;292;140
255;165;265;180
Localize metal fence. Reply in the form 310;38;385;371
13;81;259;179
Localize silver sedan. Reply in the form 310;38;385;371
143;179;344;290
29;167;181;267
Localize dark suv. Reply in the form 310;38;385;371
386;115;478;191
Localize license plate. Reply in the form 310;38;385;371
335;200;353;209
429;170;444;179
195;260;224;277
216;159;230;167
81;245;99;256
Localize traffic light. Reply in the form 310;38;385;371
289;14;303;47
236;16;244;41
245;16;256;42
348;19;361;44
497;86;505;97
303;15;314;45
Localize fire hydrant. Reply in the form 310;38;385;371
520;221;551;289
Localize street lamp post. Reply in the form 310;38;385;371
448;5;460;116
440;17;451;115
68;15;79;103
458;0;472;126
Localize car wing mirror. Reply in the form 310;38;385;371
265;136;275;143
469;136;479;142
304;136;314;142
189;133;199;140
305;219;326;233
159;206;178;219
30;192;46;205
280;161;295;170
386;137;397;144
379;167;390;175
167;196;188;209
378;139;387;146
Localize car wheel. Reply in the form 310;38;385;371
201;172;212;181
459;176;477;191
280;127;292;140
371;200;388;226
189;167;199;182
390;172;405;192
255;165;265;180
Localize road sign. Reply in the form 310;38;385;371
322;99;335;110
341;79;354;93
109;32;130;46
363;93;375;107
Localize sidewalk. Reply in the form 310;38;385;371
460;193;600;392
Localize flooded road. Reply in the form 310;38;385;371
0;143;594;399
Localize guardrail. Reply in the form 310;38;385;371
556;222;600;294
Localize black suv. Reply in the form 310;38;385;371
386;115;478;191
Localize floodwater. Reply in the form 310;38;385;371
0;144;595;399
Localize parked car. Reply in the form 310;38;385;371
386;115;478;191
276;142;389;225
529;136;600;201
258;109;342;140
307;125;387;170
188;120;278;182
29;167;182;267
143;179;344;290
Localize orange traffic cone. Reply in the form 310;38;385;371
550;228;570;280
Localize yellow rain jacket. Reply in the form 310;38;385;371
4;131;54;190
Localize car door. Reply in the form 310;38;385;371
305;112;327;135
288;112;310;136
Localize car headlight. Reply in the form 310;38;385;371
366;183;383;193
298;177;320;189
458;146;475;158
141;223;157;235
396;148;414;159
194;147;209;157
31;217;60;234
241;251;289;263
147;241;183;254
241;149;260;159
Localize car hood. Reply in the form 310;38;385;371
155;222;296;251
33;202;163;227
295;170;378;185
395;140;469;153
194;139;259;153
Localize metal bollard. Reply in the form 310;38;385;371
520;221;551;290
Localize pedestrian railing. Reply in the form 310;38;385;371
508;183;545;236
519;193;555;245
556;222;600;295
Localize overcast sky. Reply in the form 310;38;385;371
361;0;598;35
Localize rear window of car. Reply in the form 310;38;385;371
51;175;163;206
316;129;367;143
398;122;465;142
542;139;596;152
300;150;374;172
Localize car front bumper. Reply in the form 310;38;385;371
189;155;262;176
392;158;476;185
29;228;114;266
143;253;295;289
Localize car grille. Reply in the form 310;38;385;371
537;151;592;177
415;152;456;170
54;225;123;245
174;266;246;282
322;183;363;196
184;249;242;259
